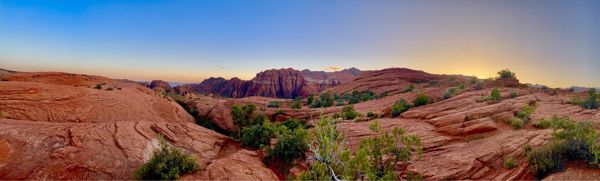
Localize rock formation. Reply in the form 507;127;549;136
166;67;363;98
0;72;277;180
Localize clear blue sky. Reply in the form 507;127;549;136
1;0;599;87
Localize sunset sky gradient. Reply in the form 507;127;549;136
1;0;599;87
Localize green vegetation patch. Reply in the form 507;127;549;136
297;118;422;180
527;120;600;179
134;135;198;180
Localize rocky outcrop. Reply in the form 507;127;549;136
168;68;363;98
0;72;277;180
0;119;277;180
148;80;171;90
0;81;193;123
324;68;472;95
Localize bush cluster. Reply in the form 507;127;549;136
404;84;415;92
442;84;465;100
231;104;260;138
581;88;598;109
391;98;411;118
240;123;274;149
504;158;516;169
309;90;385;108
340;105;360;120
134;136;198;180
309;92;335;108
497;69;516;79
533;116;571;129
297;118;422;180
367;112;376;118
267;101;281;108
506;103;536;129
413;94;431;107
237;117;309;166
490;88;502;101
527;120;600;179
290;97;302;109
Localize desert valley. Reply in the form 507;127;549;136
2;0;599;180
1;67;599;180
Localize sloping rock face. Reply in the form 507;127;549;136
338;86;599;180
169;68;363;98
0;81;193;123
324;68;459;95
0;119;277;180
0;72;277;180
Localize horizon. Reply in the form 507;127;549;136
2;0;599;87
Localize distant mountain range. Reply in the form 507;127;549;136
144;67;364;98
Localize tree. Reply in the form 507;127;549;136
231;104;257;138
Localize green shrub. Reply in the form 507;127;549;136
527;120;600;179
497;69;516;79
335;99;345;106
567;96;583;106
511;92;518;98
307;95;314;106
275;109;285;115
94;84;102;89
581;88;598;109
413;94;431;107
506;118;524;129
309;99;321;108
319;92;334;107
348;90;377;104
533;116;575;130
134;136;198;180
490;88;502;101
281;118;304;130
367;112;375;118
265;125;309;164
379;91;389;98
298;118;422;180
241;123;274;149
443;87;456;99
341;105;360;120
290;97;302;109
391;99;411;118
404;84;415;93
106;87;114;91
267;101;280;108
533;119;552;129
516;103;536;123
504;158;516;169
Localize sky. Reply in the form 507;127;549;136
1;0;599;87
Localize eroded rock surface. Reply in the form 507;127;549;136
0;72;277;180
